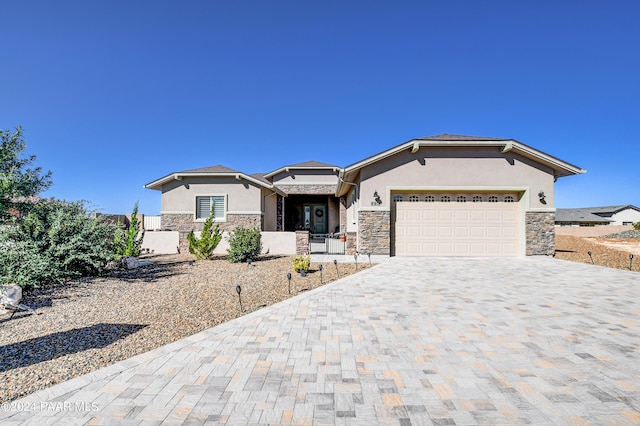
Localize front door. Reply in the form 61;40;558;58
310;204;327;234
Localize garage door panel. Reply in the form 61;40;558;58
394;195;519;257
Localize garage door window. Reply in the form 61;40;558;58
425;195;436;202
456;195;467;203
440;195;451;202
472;196;483;202
393;195;404;203
505;195;515;203
408;195;419;202
488;196;499;203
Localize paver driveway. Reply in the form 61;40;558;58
1;257;639;425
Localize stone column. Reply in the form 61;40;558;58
358;210;391;255
526;211;555;255
295;231;309;255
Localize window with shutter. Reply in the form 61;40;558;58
195;196;226;220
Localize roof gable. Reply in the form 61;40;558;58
338;134;585;195
263;160;340;179
143;164;284;194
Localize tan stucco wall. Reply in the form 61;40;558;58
262;188;279;231
358;146;555;210
161;177;263;216
271;169;338;185
555;225;632;237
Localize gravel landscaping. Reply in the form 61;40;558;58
0;255;370;403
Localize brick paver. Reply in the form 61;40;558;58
1;257;639;425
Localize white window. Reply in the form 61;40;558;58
488;195;499;203
425;195;436;202
196;195;226;220
504;195;515;203
456;195;467;203
393;195;404;203
408;195;419;202
472;195;483;203
440;195;451;202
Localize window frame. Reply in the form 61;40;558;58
195;195;227;221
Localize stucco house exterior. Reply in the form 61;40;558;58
144;134;585;257
555;205;640;227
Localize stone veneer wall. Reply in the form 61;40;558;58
295;231;309;255
162;213;262;253
346;232;357;255
275;184;337;195
358;211;390;255
526;211;555;256
339;197;347;234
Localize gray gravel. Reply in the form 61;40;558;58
0;254;369;403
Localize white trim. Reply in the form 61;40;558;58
160;211;193;215
386;185;530;193
144;172;285;195
526;207;557;213
226;211;263;215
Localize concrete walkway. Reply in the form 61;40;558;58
1;257;639;425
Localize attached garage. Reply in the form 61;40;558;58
392;192;521;256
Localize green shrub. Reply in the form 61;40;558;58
292;255;310;273
187;215;223;260
115;202;145;259
0;199;118;288
634;222;640;231
227;227;262;263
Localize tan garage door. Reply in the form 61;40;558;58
393;193;520;256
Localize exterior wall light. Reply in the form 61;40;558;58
373;191;382;205
538;190;546;204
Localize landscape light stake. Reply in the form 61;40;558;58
319;264;323;284
287;273;292;294
368;253;371;265
235;285;243;312
334;259;339;277
630;254;634;271
587;251;594;264
247;258;252;266
354;254;358;271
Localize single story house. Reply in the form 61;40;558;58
556;205;640;227
144;134;585;257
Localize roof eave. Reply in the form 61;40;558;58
143;172;286;195
264;166;340;179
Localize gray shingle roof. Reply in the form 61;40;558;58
555;208;614;223
179;165;242;174
417;134;512;141
281;160;340;169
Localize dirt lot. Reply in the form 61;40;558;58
554;235;640;272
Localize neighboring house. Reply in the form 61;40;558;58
556;205;640;227
144;134;585;257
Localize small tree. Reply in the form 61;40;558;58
115;202;145;258
227;226;262;263
1;126;52;220
633;222;640;231
187;215;222;260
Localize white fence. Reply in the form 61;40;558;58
143;215;162;231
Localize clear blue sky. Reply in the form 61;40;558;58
2;1;638;215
